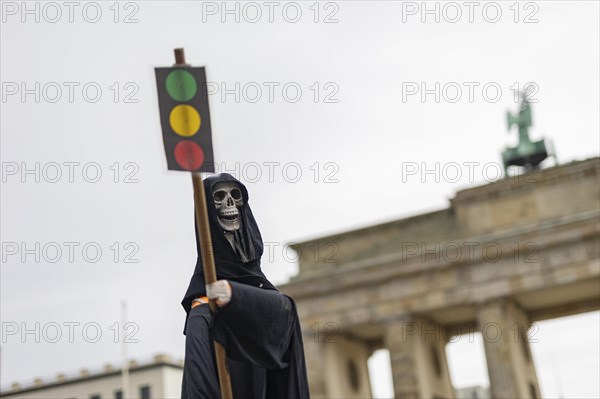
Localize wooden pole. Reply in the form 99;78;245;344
175;48;234;399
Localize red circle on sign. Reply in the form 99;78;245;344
174;141;204;171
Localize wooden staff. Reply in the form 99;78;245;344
175;48;234;399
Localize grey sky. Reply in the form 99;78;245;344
1;1;599;397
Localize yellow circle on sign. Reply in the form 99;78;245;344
170;105;201;137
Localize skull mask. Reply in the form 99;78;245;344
213;181;244;232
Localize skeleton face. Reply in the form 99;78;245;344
213;182;243;232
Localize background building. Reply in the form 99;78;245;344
0;354;182;399
281;157;600;398
456;385;491;399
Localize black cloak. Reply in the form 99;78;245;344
181;173;310;399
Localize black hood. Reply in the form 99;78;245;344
200;173;262;265
182;173;277;319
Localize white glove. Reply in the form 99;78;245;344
206;280;232;308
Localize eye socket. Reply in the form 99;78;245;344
231;188;242;200
213;190;226;202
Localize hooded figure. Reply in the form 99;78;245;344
181;173;310;399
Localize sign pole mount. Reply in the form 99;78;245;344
173;47;234;399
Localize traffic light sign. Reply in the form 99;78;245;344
155;67;215;172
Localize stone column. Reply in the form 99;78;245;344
384;317;455;399
322;335;373;398
302;331;327;398
477;299;541;399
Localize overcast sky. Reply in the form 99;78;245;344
1;1;599;397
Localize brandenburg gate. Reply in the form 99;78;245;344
281;157;600;398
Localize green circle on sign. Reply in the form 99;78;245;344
166;70;197;102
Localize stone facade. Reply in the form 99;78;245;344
281;158;600;399
1;355;183;399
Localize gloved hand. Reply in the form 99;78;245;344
206;280;232;308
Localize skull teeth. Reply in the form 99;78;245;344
219;209;239;223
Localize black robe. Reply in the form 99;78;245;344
181;173;310;399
